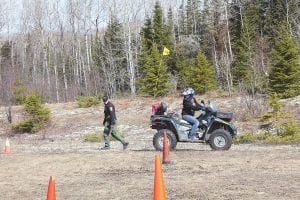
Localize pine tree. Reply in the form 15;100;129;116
269;25;300;98
141;16;154;50
185;0;200;35
231;16;255;85
152;1;173;52
230;1;261;87
198;0;211;57
137;43;170;97
264;0;298;47
93;15;127;96
180;52;217;94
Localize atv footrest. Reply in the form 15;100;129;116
180;139;205;143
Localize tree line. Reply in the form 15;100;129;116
0;0;299;106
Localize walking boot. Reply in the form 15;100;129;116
99;145;110;150
123;142;129;150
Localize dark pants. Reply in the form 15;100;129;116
103;123;127;147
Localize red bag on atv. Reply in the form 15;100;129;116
152;102;167;115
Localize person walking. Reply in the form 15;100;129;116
100;95;129;150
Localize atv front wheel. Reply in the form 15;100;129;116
209;129;232;150
153;129;177;151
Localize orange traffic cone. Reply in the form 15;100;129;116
162;130;170;164
46;176;56;200
4;138;11;153
153;154;167;200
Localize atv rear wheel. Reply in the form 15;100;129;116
153;129;177;151
209;129;232;150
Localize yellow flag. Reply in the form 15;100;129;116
162;47;170;56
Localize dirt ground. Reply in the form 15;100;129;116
0;95;299;200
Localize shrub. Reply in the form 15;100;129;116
12;94;50;133
84;129;125;142
279;120;300;137
84;132;101;142
234;129;300;144
234;132;256;144
12;80;29;105
256;94;300;143
76;96;101;108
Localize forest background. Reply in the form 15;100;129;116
0;0;299;105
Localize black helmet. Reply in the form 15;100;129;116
102;95;108;102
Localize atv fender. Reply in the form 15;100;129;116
204;118;237;141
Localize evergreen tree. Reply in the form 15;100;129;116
199;0;211;57
93;15;127;96
0;41;13;122
231;16;255;85
138;1;175;90
269;25;300;98
180;52;217;94
139;16;154;74
166;7;175;43
137;43;170;97
178;2;187;35
230;1;261;86
229;0;243;49
141;16;154;50
152;1;173;51
185;0;200;35
264;0;298;47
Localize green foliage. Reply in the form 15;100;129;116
152;1;173;51
234;129;300;144
137;43;171;97
264;0;298;47
185;0;201;35
139;2;175;76
231;13;257;86
259;94;284;123
179;52;216;94
12;120;35;133
268;25;300;98
234;132;274;144
11;80;29;105
229;0;269;92
92;15;128;96
84;132;101;142
256;94;300;143
13;94;50;133
84;129;125;142
234;132;256;144
278;120;300;137
76;96;101;108
141;17;154;50
268;94;282;113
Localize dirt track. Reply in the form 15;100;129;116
0;96;300;199
0;139;299;200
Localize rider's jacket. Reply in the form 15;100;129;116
182;97;200;116
104;101;117;125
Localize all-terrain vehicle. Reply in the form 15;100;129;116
150;100;237;151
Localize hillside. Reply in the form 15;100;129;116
0;95;300;200
0;94;299;152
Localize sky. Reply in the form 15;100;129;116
0;0;185;36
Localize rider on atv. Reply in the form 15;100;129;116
181;88;204;140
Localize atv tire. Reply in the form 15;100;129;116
153;129;177;151
209;129;232;150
